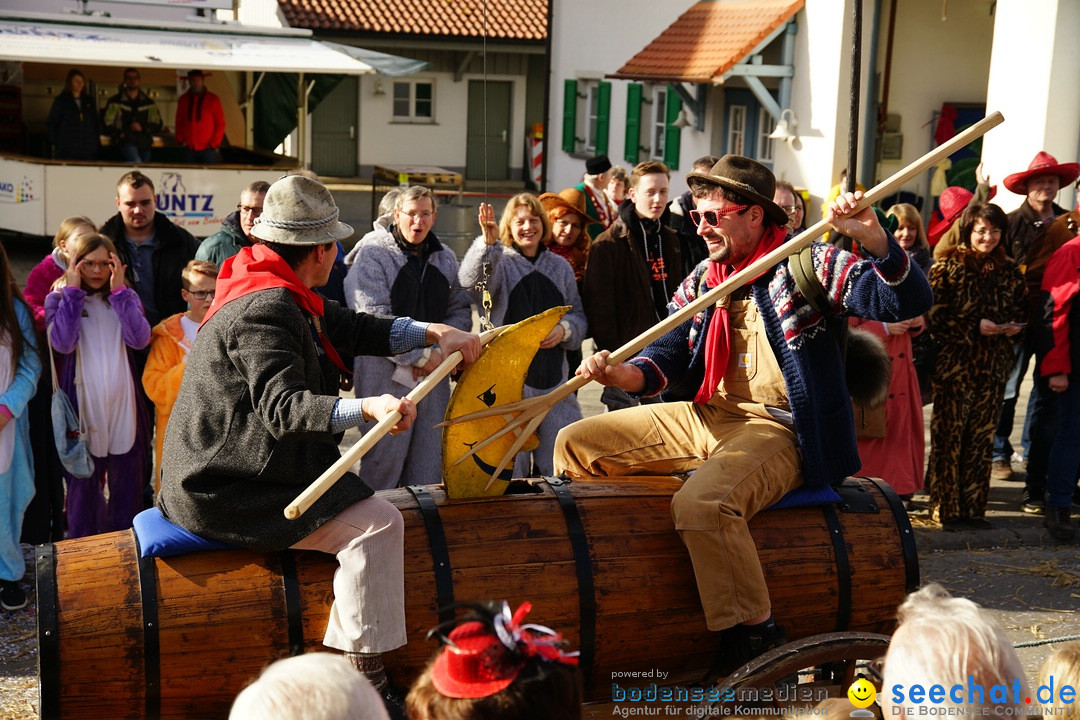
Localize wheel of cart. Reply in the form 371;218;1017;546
708;631;892;713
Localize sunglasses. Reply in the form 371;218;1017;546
689;203;749;227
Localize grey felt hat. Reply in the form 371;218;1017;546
251;175;354;246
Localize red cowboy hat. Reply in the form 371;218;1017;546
1003;151;1080;195
928;184;998;241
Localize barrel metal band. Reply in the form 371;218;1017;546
134;531;162;719
864;476;920;592
820;503;851;631
35;543;60;720
545;477;596;683
408;485;455;623
279;550;306;656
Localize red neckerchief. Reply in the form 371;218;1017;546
695;224;788;404
203;244;350;374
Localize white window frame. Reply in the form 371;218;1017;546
727;105;747;157
757;112;775;163
392;79;435;123
648;85;667;161
583;80;602;154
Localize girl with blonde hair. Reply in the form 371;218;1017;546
45;232;151;537
459;194;587;476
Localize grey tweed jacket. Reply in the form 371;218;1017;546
158;288;396;551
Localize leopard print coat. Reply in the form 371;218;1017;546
926;244;1026;522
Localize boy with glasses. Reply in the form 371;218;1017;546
197;180;270;266
142;259;219;495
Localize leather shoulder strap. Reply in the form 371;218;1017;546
790;246;830;316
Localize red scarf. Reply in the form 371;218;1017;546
202;244;350;374
695;224;788;404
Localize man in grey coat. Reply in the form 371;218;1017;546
158;175;480;718
344;185;472;490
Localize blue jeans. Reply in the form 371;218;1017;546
119;142;151;164
183;147;220;164
993;337;1058;493
1046;379;1080;508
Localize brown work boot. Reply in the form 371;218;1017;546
990;460;1014;481
1045;506;1076;542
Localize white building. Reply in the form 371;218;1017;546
548;0;1079;222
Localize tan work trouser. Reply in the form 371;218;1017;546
554;401;803;630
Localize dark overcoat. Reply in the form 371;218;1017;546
158;288;396;551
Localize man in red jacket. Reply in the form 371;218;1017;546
175;70;225;164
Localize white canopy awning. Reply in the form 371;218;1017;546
0;11;384;75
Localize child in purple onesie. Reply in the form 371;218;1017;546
45;233;151;538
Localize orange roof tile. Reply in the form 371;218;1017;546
277;0;548;41
611;0;804;84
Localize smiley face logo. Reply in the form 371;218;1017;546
847;676;877;709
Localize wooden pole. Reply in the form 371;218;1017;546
443;112;1005;477
284;326;505;520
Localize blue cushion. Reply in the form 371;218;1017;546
133;508;239;558
767;485;843;510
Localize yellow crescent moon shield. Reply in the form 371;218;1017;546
441;306;568;499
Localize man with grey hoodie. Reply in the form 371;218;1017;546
343;186;472;489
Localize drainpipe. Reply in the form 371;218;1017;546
859;0;884;188
541;0;554;192
778;21;796;112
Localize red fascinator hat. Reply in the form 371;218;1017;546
429;601;579;699
928;184;998;243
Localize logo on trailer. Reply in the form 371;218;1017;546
0;175;37;203
156;173;214;218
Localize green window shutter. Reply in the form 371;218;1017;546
595;81;611;155
624;83;642;164
664;85;682;169
562;79;578;154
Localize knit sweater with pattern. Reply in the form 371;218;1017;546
631;235;933;488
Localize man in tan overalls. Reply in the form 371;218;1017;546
554;155;933;670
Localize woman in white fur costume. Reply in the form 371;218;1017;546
459;193;587;476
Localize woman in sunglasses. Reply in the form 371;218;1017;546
143;260;219;496
45;233;152;537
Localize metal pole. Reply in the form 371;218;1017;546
846;0;861;196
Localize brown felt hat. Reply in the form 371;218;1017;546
685;154;788;225
251;175;353;246
539;188;590;226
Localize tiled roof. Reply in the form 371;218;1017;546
277;0;547;41
611;0;804;83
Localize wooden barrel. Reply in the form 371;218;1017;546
36;476;917;719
